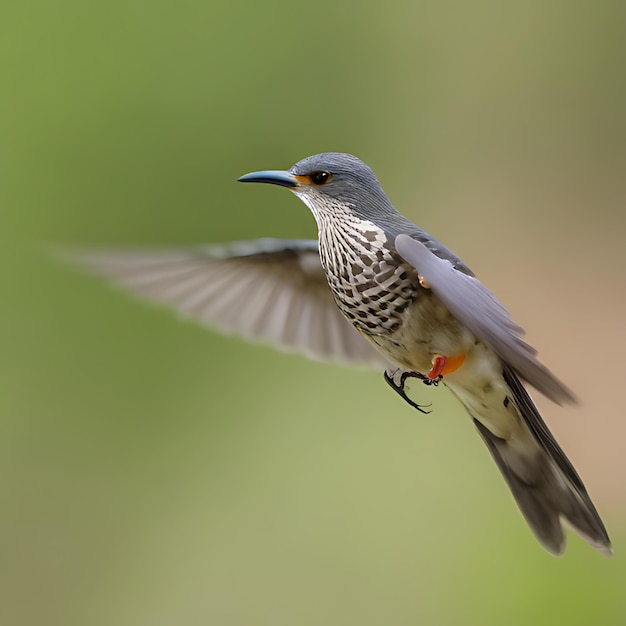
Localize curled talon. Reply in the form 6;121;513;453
384;369;433;414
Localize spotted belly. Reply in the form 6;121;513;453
374;293;476;373
324;248;473;374
316;215;473;373
319;230;417;333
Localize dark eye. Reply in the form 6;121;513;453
310;170;332;185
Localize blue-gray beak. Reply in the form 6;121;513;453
238;170;298;188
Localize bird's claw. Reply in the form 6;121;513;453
384;369;433;414
422;374;442;387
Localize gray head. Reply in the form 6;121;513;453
238;152;400;223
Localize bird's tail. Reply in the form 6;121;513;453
456;365;612;556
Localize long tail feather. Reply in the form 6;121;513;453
473;366;612;556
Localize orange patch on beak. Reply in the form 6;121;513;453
294;174;311;185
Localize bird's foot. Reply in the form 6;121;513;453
384;369;433;414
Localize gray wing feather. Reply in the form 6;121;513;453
67;238;388;369
394;234;574;404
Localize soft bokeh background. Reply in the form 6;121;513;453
2;1;625;624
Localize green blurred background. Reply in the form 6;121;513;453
2;1;625;624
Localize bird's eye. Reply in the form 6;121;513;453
309;170;332;185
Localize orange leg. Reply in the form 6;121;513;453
427;353;466;380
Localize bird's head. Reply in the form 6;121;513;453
238;152;398;223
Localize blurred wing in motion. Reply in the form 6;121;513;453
66;238;388;369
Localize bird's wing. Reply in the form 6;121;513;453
67;238;388;369
394;234;574;404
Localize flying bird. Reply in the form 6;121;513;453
72;152;611;556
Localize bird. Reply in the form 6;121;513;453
72;152;612;556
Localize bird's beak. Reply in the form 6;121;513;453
238;170;298;188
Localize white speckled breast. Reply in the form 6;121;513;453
319;215;419;335
299;194;419;337
296;192;472;373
